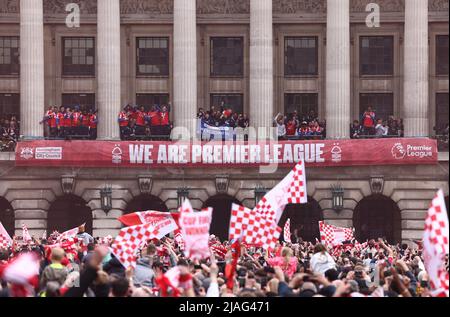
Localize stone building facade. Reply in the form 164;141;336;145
0;0;449;242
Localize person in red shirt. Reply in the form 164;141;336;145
148;105;161;137
361;106;376;136
56;106;65;138
135;106;147;137
286;119;297;137
159;105;171;138
72;106;82;136
80;110;91;137
89;109;98;140
48;106;58;138
118;106;130;140
64;108;73;136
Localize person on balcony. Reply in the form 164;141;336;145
361;106;376;136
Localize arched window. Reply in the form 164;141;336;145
279;197;323;242
125;195;168;214
0;197;14;237
48;195;92;234
353;194;401;244
202;194;241;241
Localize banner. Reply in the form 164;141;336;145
118;211;179;234
179;199;212;260
15;138;438;168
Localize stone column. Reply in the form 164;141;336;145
325;0;350;139
20;0;44;139
97;0;121;140
173;0;197;139
249;0;274;139
403;0;429;138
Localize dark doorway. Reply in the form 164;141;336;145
353;195;401;244
0;197;14;237
279;197;323;242
125;195;169;214
47;195;92;234
202;194;241;241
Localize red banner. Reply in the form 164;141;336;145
15;138;438;168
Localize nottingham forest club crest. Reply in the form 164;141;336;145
20;147;34;160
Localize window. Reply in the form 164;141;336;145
62;37;95;76
436;35;449;75
0;93;20;120
136;94;170;111
0;37;19;75
211;94;244;114
436;93;449;133
61;94;95;111
210;37;244;77
360;93;394;121
284;93;318;119
137;37;169;76
360;36;394;76
285;37;318;76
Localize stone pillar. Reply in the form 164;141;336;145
403;0;429;138
249;0;274;139
97;0;121;140
173;0;197;139
20;0;44;139
325;0;350;139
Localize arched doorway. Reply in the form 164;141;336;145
0;197;14;237
48;195;92;234
279;197;323;242
125;195;168;214
202;194;241;241
353;195;401;244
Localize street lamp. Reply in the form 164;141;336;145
331;184;344;212
254;185;267;205
177;187;189;207
100;186;113;214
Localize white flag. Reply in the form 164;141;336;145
22;223;32;243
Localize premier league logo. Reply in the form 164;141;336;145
391;143;407;160
20;147;34;160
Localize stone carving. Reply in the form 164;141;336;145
43;0;97;14
429;0;449;12
196;0;250;14
120;0;173;14
0;0;19;13
351;0;404;12
273;0;326;14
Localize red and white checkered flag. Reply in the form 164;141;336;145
0;222;12;249
423;189;449;297
229;204;281;250
111;222;164;269
254;161;307;223
22;223;32;243
174;229;185;251
284;219;291;243
319;221;354;246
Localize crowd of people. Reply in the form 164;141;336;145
118;104;172;141
0;229;441;298
0;114;19;152
197;104;250;130
42;106;98;140
352;107;404;139
274;110;326;140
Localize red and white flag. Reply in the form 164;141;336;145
423;189;449;297
118;210;180;228
0;222;12;249
155;266;193;297
253;161;307;223
319;221;354;246
0;252;40;297
174;229;185;251
179;199;212;260
22;224;32;243
229;204;281;250
111;221;170;269
283;219;291;243
56;223;85;242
